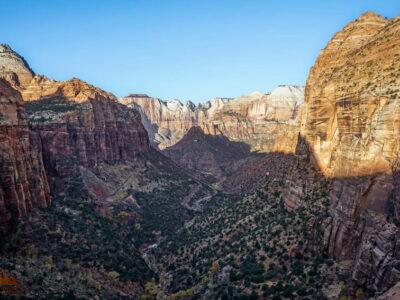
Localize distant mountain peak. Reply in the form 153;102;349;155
269;85;305;104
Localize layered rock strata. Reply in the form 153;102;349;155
302;12;400;178
300;12;400;294
120;85;304;151
0;79;50;223
0;44;150;224
23;77;150;177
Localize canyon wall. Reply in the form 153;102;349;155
1;44;150;178
0;78;50;224
0;44;150;223
23;76;150;177
302;12;400;178
299;12;400;293
120;85;304;151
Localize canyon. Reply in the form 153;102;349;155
0;10;399;300
126;11;400;298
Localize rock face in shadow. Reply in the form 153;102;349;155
0;79;50;224
162;126;253;177
120;85;304;151
322;174;400;292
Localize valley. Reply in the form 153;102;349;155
0;10;399;300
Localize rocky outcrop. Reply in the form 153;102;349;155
0;45;150;225
24;77;150;177
0;44;34;89
302;12;400;178
0;79;50;224
301;12;400;294
120;85;304;151
163;126;252;177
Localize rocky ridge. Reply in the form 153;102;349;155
0;44;34;89
23;77;150;177
120;85;304;151
0;45;150;178
162;126;253;177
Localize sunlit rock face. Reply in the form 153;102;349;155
0;44;34;89
0;44;150;225
300;12;400;293
23;77;151;177
301;12;400;178
120;94;200;149
0;79;50;224
120;85;304;151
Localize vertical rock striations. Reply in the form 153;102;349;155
302;12;399;178
301;12;400;293
0;78;50;224
23;77;150;177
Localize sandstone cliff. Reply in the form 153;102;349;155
299;12;400;294
0;44;34;90
302;12;400;178
23;76;150;177
0;78;50;224
0;45;150;226
219;12;400;295
120;85;304;151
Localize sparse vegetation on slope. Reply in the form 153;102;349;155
142;163;345;300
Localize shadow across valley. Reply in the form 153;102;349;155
161;126;400;295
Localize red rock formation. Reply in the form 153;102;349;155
0;79;50;224
24;77;150;177
0;44;150;225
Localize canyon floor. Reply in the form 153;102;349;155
1;10;400;300
0;132;376;300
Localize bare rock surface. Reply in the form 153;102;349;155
120;85;304;151
300;12;400;294
0;78;50;224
